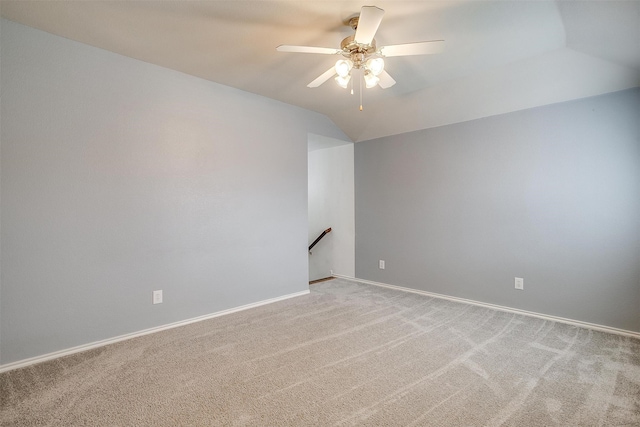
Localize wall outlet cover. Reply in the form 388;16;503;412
153;290;163;304
515;277;524;290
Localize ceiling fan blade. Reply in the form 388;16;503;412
307;67;337;88
378;70;396;89
276;45;341;55
354;6;385;45
380;40;445;57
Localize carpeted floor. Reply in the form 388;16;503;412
1;278;639;426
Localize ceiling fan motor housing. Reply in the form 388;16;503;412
340;35;377;68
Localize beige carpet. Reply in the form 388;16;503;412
1;278;639;426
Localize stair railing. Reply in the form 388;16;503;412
309;227;332;253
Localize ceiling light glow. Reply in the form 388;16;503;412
335;60;353;78
366;57;385;76
364;71;379;88
335;74;351;89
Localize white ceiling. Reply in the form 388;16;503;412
2;1;639;142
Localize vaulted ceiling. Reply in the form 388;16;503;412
2;1;639;142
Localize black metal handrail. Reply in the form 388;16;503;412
309;227;332;252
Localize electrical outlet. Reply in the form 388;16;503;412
379;260;385;270
153;290;163;304
330;269;333;275
515;277;524;290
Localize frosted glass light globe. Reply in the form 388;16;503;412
366;57;384;76
335;60;353;78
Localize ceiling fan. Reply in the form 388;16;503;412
276;6;444;97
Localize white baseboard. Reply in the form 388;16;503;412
332;274;640;340
0;289;310;374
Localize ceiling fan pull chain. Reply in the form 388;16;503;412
359;72;363;111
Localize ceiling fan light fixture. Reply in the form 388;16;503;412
366;57;384;76
277;5;444;108
335;59;353;78
335;74;351;89
364;71;379;88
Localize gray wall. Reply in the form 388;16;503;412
356;88;640;332
0;19;347;364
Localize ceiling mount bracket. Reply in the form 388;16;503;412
348;16;359;30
